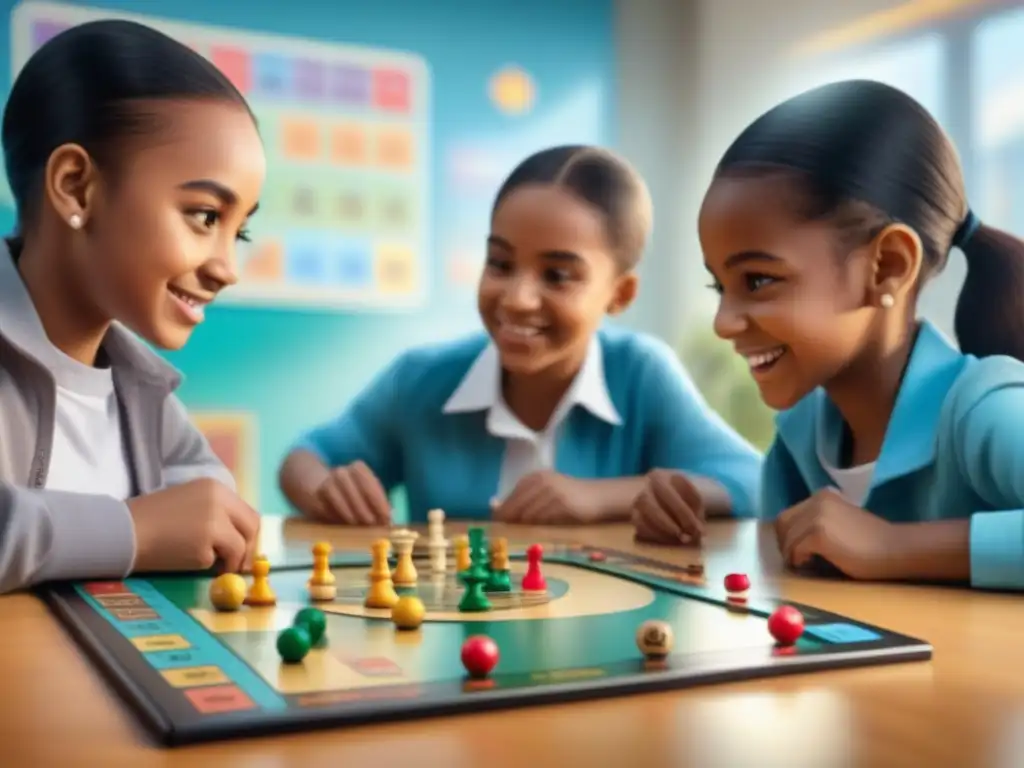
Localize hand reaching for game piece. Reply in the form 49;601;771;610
492;470;604;524
774;487;896;580
127;478;261;574
311;460;391;526
631;469;705;545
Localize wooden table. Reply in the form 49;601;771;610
2;517;1021;768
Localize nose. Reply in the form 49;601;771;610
199;246;240;291
713;294;748;340
500;274;542;312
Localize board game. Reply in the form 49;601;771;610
10;0;430;311
39;518;932;747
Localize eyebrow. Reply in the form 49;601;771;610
179;179;260;216
487;235;583;263
723;250;784;269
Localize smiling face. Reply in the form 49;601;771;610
477;183;637;377
699;174;882;410
51;99;265;350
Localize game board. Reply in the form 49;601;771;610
39;534;932;747
10;0;429;310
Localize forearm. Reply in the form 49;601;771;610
278;450;330;517
688;475;733;517
887;519;972;582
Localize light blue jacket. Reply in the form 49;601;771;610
293;326;763;523
762;320;1024;591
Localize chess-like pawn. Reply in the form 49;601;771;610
486;537;511;592
308;541;337;601
458;528;492;612
454;534;471;573
521;544;547;592
429;538;447;574
427;508;446;541
365;539;399;609
244;556;277;606
392;531;419;587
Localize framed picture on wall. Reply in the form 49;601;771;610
190;412;259;507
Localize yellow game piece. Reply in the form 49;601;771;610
244;556;277;607
364;539;399;609
491;540;509;572
308;541;337;601
209;573;246;612
454;534;471;572
391;595;425;630
391;531;419;587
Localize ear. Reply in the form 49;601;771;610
607;271;639;315
869;224;923;307
44;143;100;230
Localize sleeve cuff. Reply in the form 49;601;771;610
35;491;137;583
969;510;1024;590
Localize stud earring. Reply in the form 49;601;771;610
68;213;82;230
880;293;895;309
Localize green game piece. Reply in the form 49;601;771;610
458;528;493;612
292;607;326;646
486;568;511;592
276;625;311;663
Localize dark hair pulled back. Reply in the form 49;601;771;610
492;145;653;271
714;79;1024;361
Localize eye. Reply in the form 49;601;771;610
706;278;724;294
485;255;512;273
188;209;220;229
544;267;572;284
745;273;778;291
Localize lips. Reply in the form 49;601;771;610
168;285;211;324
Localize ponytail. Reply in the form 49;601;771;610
953;214;1024;361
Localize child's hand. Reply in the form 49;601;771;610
774;488;896;580
312;460;391;525
631;470;705;544
128;478;261;574
493;471;603;524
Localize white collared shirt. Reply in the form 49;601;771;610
442;336;622;500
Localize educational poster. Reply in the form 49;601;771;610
190;412;259;506
10;1;430;311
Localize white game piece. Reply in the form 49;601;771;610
428;538;447;573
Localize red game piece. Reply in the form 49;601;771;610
768;605;805;646
588;551;607;562
461;635;499;678
724;573;750;593
521;544;546;591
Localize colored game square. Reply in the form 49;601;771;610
330;182;370;230
184;684;256;714
211;46;251;93
374;186;416;234
95;594;146;610
375;128;415;171
144;649;203;670
331;239;373;287
293;58;325;99
110;607;160;622
330;123;369;166
254;53;292;97
162;665;231;688
329;64;370;106
804;623;882;644
372;68;411;112
280;117;322;161
285;235;331;285
32;20;70;49
374;244;417;295
83;581;132;596
131;634;191;652
242;239;285;282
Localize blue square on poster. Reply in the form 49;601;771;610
286;234;330;284
331;239;373;287
804;623;882;644
254;53;292;97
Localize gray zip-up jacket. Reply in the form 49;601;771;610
0;244;235;594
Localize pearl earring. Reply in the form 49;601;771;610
880;293;895;308
68;213;82;229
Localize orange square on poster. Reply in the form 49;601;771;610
330;123;368;165
190;414;257;505
376;128;414;170
281;118;321;161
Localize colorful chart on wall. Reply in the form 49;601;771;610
9;1;431;311
189;412;259;507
